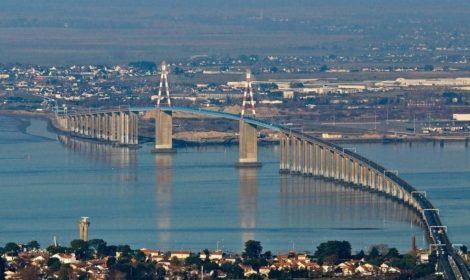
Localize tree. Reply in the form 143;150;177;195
368;247;380;259
185;253;202;267
106;256;117;268
387;248;400;258
170;256;180;266
314;241;351;264
46;245;68;255
70;239;88;251
461;245;468;254
173;67;185;75
319;65;329;72
369;244;389;256
203;249;210;261
323;255;339;265
354;250;365;260
0;257;5;280
262;250;272;260
88;239;106;250
128;61;157;72
25;240;40;250
47;257;62;272
424;64;434;71
221;262;244;279
70;240;90;261
244;240;263;260
391;254;417;270
156;266;166;280
4;242;20;253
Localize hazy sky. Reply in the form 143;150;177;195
1;0;469;64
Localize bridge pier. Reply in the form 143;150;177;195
62;109;139;148
279;133;290;173
152;109;176;153
236;120;261;168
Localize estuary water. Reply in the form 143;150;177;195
0;116;468;254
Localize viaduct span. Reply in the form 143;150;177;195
53;66;469;279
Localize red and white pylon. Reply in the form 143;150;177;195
156;62;171;108
240;68;256;119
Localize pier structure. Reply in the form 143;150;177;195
65;109;139;147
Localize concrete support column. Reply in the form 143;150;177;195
94;115;98;138
286;135;291;171
335;152;340;180
385;178;391;195
104;114;110;141
107;113;113;141
99;114;105;140
296;138;302;173
328;151;334;178
70;116;75;133
88;115;92;137
84;115;90;136
80;116;85;135
285;134;291;171
325;150;331;178
236;120;261;167
354;161;360;185
313;144;320;176
320;147;325;177
360;165;365;186
302;140;308;175
292;137;300;174
80;115;84;135
153;109;176;153
341;156;347;181
119;112;126;144
377;172;384;192
130;112;139;146
110;112;117;142
97;114;101;139
290;136;297;173
279;134;286;171
91;115;96;139
308;143;314;175
351;160;356;184
124;112;130;145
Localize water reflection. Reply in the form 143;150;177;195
155;155;173;249
280;176;423;230
239;168;258;244
57;135;138;183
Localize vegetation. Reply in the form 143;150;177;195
314;240;352;264
0;239;443;279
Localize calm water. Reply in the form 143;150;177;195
0;116;468;253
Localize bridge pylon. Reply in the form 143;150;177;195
240;68;256;119
236;69;261;168
156;61;171;108
153;61;175;153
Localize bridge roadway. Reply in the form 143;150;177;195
62;106;469;279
